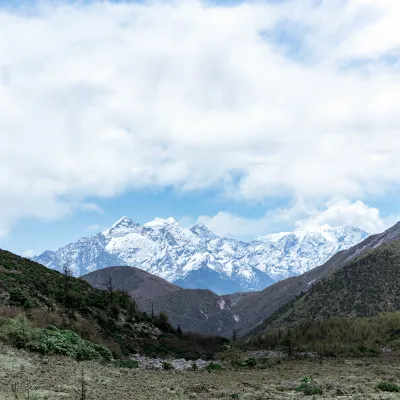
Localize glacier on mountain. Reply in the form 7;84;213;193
33;216;369;294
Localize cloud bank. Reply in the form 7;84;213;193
1;0;400;235
194;198;397;240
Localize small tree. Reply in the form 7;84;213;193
105;275;114;303
177;325;183;340
61;263;73;305
127;301;137;322
158;312;170;331
281;328;295;357
232;329;237;343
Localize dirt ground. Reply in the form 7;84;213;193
0;345;400;399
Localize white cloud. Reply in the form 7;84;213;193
22;249;35;258
196;211;272;239
79;203;104;214
1;0;400;233
195;198;397;239
87;224;101;232
295;198;398;233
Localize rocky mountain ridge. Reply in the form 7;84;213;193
33;216;369;294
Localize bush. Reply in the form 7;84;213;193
245;357;257;367
295;377;323;396
0;314;111;361
163;361;174;370
206;362;222;373
377;381;400;392
191;362;198;371
219;346;245;366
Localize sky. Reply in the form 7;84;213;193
1;0;400;256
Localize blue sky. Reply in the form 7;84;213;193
1;0;400;256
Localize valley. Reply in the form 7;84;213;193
1;221;400;399
0;344;399;399
2;1;399;398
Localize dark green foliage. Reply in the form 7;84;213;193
251;312;400;357
177;325;182;340
377;381;400;392
163;361;174;370
191;362;198;371
0;314;111;360
247;241;400;356
0;249;229;361
295;377;323;395
245;357;257;367
206;362;222;372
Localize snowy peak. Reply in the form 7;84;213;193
190;223;218;241
33;217;370;295
112;216;135;228
259;225;367;242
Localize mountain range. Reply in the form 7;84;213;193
33;216;369;295
84;221;400;337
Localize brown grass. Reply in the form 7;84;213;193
0;344;399;399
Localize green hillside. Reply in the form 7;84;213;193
247;241;400;356
0;249;227;360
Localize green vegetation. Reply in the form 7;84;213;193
247;241;400;357
255;241;400;332
295;377;323;396
0;249;228;361
244;357;257;367
206;362;222;372
250;311;400;357
0;314;111;360
163;361;174;370
376;381;400;392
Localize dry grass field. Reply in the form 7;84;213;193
0;345;400;399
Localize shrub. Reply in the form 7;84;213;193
206;362;222;373
191;362;198;371
377;381;400;392
295;377;323;396
0;314;111;361
163;361;174;370
219;346;244;366
245;357;257;367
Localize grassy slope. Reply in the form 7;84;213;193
0;249;228;360
245;241;400;355
256;241;400;332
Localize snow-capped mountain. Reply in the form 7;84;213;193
32;217;369;294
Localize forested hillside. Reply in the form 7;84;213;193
247;241;400;356
0;249;227;360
